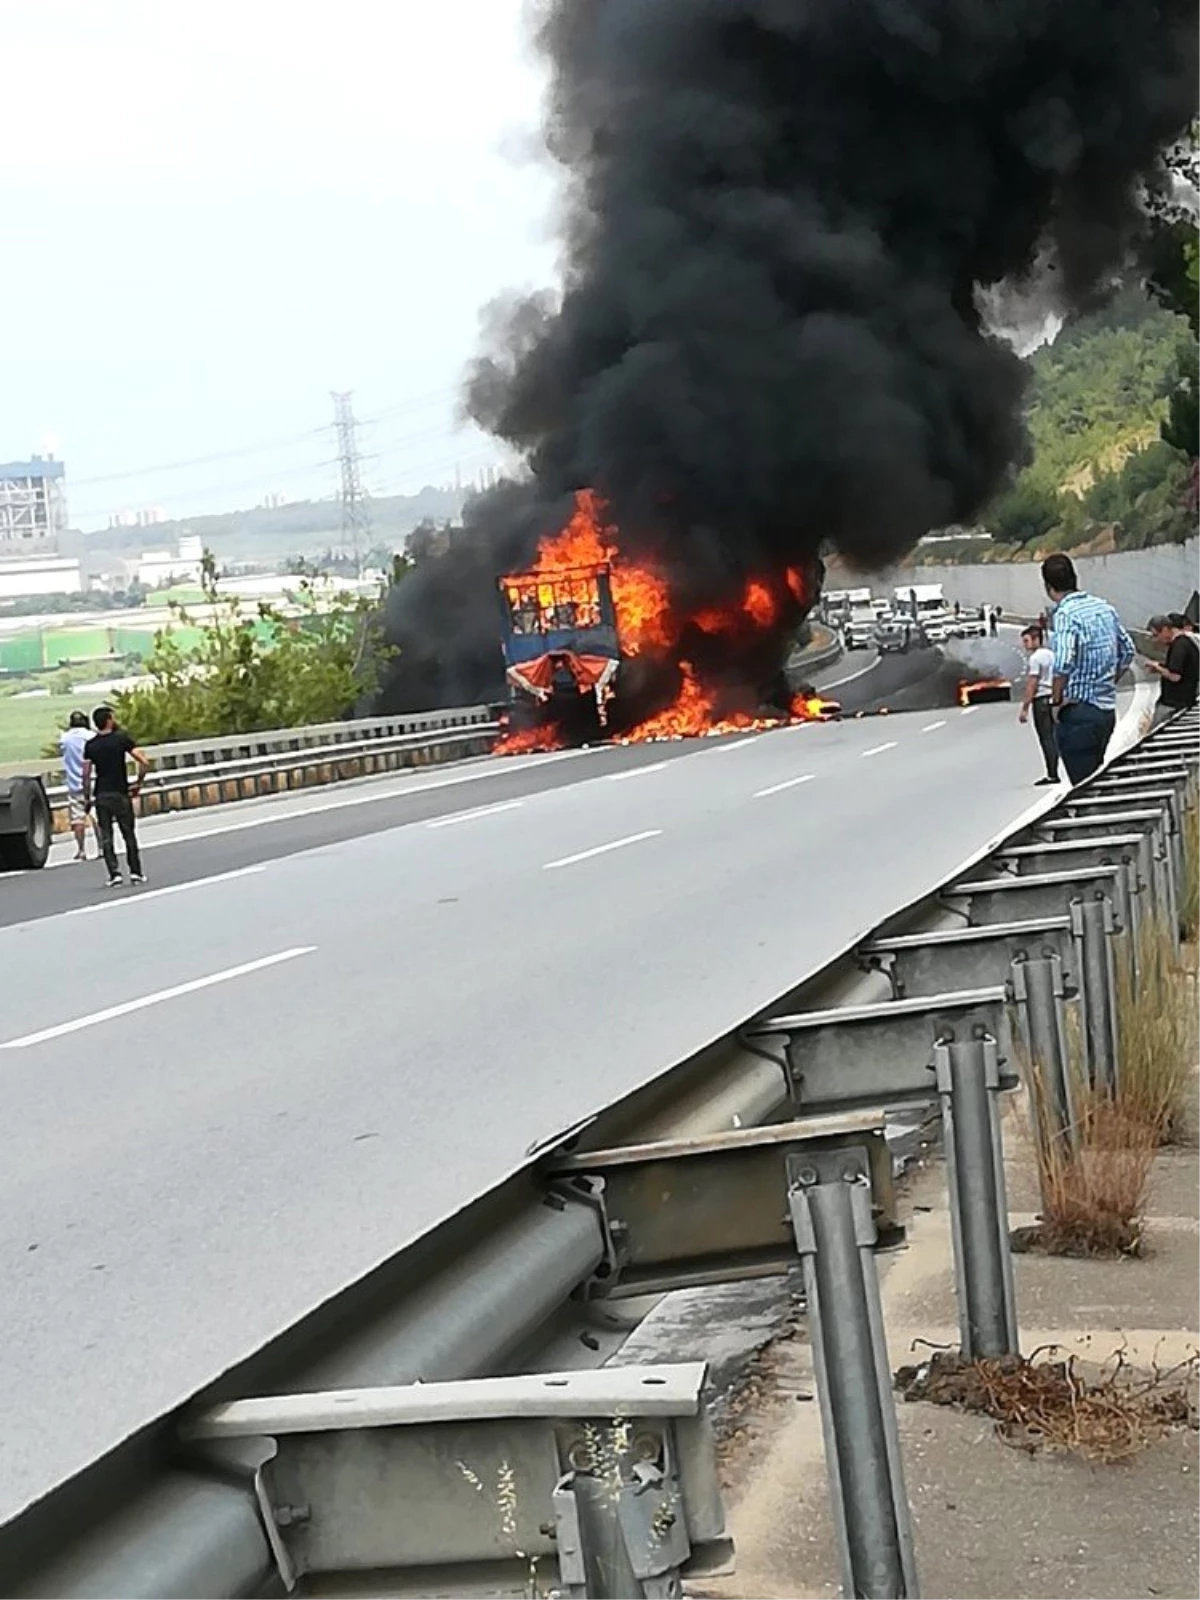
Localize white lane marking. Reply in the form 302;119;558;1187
960;705;978;716
606;761;669;782
0;947;316;1049
63;865;265;917
543;830;662;870
426;800;523;829
921;720;947;733
860;742;898;758
819;655;880;690
700;735;764;755
754;774;816;798
58;748;595;859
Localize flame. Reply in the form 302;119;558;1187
618;670;840;744
495;724;564;757
510;488;673;656
958;678;1012;707
499;489;835;747
790;691;841;721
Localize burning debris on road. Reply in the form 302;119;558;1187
378;0;1197;744
959;679;1014;708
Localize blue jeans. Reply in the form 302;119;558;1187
1054;701;1116;785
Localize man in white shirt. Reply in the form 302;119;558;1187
58;708;93;860
1018;624;1059;786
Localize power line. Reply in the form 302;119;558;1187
331;391;370;577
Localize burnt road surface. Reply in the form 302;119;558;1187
1;699;1056;1526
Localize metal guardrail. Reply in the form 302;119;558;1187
0;704;497;787
41;714;501;831
3;708;1196;1599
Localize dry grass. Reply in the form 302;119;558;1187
1115;914;1197;1145
895;1345;1198;1463
1180;799;1198;944
1016;1057;1157;1257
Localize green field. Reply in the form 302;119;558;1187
0;692;99;767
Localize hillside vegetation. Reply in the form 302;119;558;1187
1023;292;1185;495
929;285;1196;563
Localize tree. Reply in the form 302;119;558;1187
984;477;1062;546
1160;336;1199;459
112;550;393;744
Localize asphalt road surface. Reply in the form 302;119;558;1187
0;701;1079;1525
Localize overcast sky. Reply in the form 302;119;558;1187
0;1;554;529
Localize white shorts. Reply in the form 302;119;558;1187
67;793;88;827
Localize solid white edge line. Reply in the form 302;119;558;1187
543;830;663;870
1;947;317;1049
606;761;670;781
426;800;523;828
48;747;597;859
754;774;816;798
819;654;881;690
860;741;898;757
63;865;266;917
960;705;978;716
921;720;947;733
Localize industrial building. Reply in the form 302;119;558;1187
0;455;82;598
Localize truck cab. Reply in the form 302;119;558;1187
894;584;951;644
498;565;621;737
839;588;876;650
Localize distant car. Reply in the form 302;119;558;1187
842;617;875;650
874;618;912;654
947;608;988;640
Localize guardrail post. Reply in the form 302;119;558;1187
787;1147;919;1600
1071;896;1120;1094
934;1032;1019;1362
1009;953;1075;1153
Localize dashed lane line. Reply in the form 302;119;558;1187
543;830;663;871
754;774;816;798
1;946;317;1049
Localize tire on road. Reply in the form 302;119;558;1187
0;777;53;871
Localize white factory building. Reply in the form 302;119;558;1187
0;456;83;598
134;533;204;589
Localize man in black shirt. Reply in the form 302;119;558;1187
82;706;150;887
1146;616;1199;729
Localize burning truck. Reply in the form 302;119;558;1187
498;563;621;744
492;490;838;753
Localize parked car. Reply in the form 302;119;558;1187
874;618;912;654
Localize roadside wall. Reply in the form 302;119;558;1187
828;538;1198;625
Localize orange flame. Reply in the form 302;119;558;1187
494;724;565;756
509;488;673;656
958;678;1011;707
499;489;834;747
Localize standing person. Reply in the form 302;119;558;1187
987;605;999;637
1042;554;1135;784
82;707;150;887
1017;625;1059;785
1145;615;1199;728
1169;612;1198;645
58;709;93;861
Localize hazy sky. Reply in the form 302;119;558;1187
0;1;555;529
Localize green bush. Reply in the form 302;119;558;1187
112;553;394;745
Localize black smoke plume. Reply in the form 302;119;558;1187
379;0;1198;716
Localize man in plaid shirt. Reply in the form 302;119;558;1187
1042;554;1134;784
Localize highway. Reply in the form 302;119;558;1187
0;698;1067;1527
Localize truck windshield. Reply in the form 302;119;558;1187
502;573;603;634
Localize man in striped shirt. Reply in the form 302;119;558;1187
1042;554;1134;785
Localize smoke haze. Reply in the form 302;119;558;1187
380;0;1198;712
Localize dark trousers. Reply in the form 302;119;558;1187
1054;702;1116;786
95;793;142;877
1031;697;1059;780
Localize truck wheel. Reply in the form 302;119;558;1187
0;778;52;870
